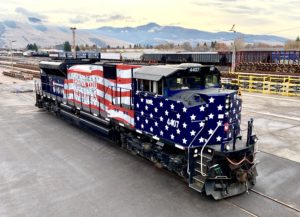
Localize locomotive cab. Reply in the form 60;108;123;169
135;63;221;97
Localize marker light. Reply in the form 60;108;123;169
224;123;229;132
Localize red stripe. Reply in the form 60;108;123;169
65;75;131;85
67;99;134;127
64;91;134;119
68;98;105;111
108;104;134;117
67;69;103;77
116;64;141;70
96;83;132;97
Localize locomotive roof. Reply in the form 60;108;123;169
134;63;204;81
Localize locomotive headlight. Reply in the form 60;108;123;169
194;149;198;154
225;96;231;110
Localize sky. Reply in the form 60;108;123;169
1;0;300;39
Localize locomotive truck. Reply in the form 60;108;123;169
35;59;258;200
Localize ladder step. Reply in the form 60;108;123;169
193;175;206;183
196;161;208;166
198;154;212;160
189;182;204;193
195;167;207;175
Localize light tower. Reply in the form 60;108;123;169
70;27;77;59
10;40;16;72
229;24;236;72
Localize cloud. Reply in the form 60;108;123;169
28;17;42;23
15;7;47;22
94;13;134;23
70;15;90;24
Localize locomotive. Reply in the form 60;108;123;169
35;59;258;200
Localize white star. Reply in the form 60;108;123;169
141;124;144;129
176;129;181;134
217;105;223;111
216;136;222;142
145;105;148;110
199;137;205;143
236;100;239;105
160;116;164;122
165;110;169;116
160;102;163;107
160;131;164;136
141;98;144;102
171;134;175;140
137;116;140;121
200;105;205;112
141;111;144;116
136;103;140;108
190;130;196;136
209;97;215;103
208;113;214;119
233;109;236;114
154;107;158;113
217;121;222;126
165;125;169;130
145;119;149;124
150;113;153;118
150;127;153;132
208;129;213;135
176;113;181;119
239;106;241;111
190;114;196;121
155;121;158;126
170;104;175;110
182;138;187;144
183;123;187;128
183;107;187;112
199;121;205;127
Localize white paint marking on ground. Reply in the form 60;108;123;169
242;93;300;103
245;110;300;122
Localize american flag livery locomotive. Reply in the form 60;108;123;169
35;60;258;200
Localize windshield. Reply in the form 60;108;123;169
167;74;219;91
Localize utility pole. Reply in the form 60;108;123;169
229;24;236;72
70;27;77;59
10;40;16;72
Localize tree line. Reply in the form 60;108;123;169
26;36;300;52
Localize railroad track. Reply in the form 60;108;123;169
224;189;300;217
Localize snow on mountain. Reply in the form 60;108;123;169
0;20;288;49
94;22;288;46
0;20;129;49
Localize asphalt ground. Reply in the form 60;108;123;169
0;79;300;217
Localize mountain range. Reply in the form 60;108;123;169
0;20;288;49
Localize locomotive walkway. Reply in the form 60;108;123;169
0;78;299;217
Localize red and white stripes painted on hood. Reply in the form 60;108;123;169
63;64;140;128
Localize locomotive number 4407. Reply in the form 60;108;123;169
167;118;180;128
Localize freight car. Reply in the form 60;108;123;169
236;51;300;74
142;52;232;66
35;60;258;200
